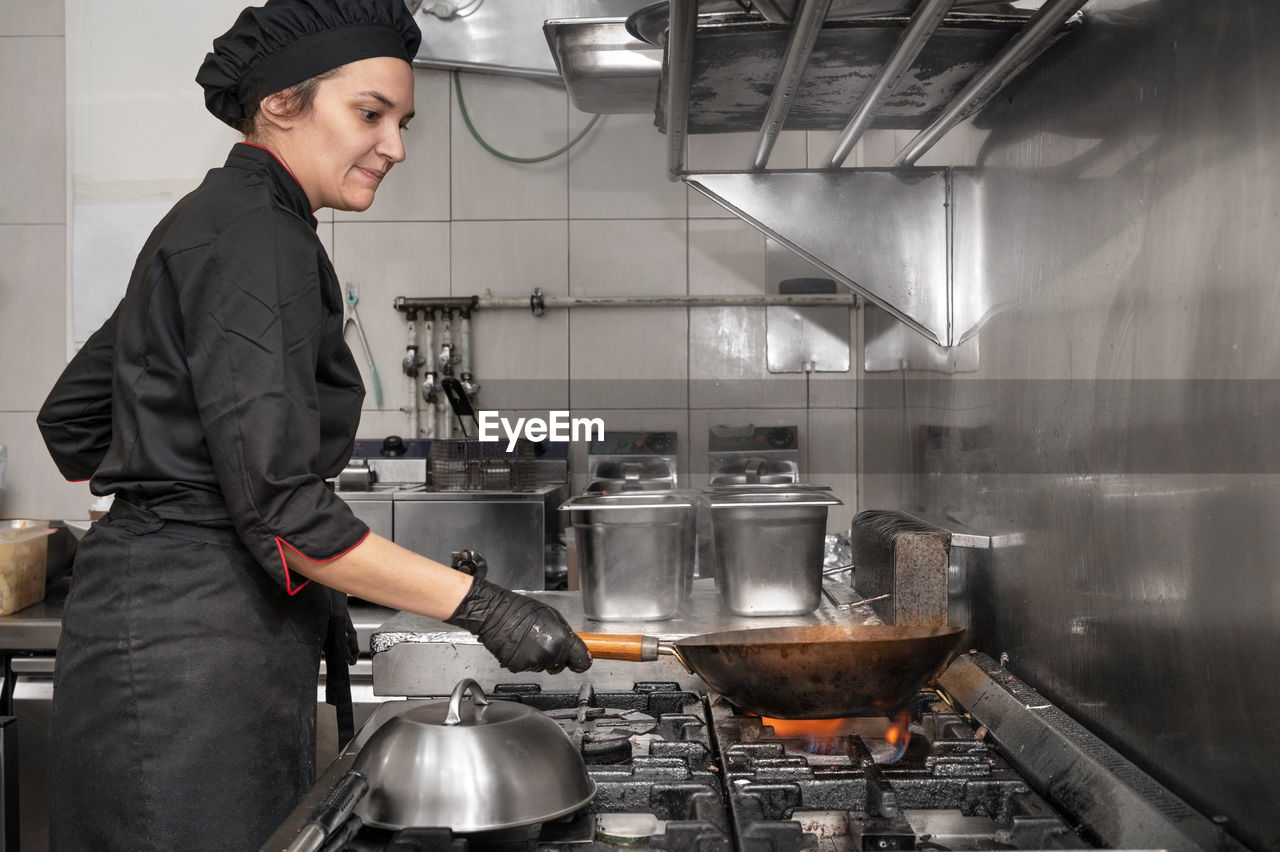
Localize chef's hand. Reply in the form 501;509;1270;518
445;577;592;674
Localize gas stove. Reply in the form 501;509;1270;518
710;691;1086;851
271;578;1243;852
265;672;1175;852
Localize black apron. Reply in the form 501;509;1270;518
50;495;353;852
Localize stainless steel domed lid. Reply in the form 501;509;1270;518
352;680;597;832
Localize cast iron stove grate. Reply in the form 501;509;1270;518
278;683;1111;852
327;683;732;852
711;690;1096;850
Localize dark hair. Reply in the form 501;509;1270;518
235;67;340;137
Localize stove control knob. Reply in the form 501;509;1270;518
381;435;407;457
766;427;796;449
645;432;673;454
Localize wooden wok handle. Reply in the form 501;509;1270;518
577;633;661;662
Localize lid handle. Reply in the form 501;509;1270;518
444;678;490;725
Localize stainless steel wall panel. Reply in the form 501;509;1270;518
859;2;1280;848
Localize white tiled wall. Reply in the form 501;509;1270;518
569;113;688;220
454;220;570;409
0;18;64;225
0;1;63;36
1;1;861;525
0;0;84;519
450;73;569;221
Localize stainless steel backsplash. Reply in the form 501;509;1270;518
858;1;1280;847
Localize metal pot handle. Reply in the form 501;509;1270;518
445;678;490;725
450;549;488;581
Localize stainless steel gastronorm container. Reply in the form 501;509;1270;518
560;492;695;621
708;489;843;616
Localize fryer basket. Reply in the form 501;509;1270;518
429;438;535;491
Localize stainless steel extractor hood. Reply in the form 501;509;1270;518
543;0;1089;347
411;0;656;79
544;0;1036;113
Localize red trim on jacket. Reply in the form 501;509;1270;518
239;142;308;199
68;478;91;483
274;529;371;596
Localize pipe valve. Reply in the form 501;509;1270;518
460;372;481;398
402;344;425;377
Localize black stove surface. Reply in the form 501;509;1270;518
326;683;729;852
275;683;1100;852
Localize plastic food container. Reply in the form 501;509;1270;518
560;492;696;621
707;488;843;616
0;520;54;615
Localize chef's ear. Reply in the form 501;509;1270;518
256;92;297;132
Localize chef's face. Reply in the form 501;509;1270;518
277;56;415;213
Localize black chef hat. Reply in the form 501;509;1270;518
196;0;422;128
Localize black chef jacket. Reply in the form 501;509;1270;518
38;143;368;593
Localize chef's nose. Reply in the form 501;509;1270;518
379;125;407;165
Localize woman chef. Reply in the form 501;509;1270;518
35;1;591;849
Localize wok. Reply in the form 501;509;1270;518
579;624;965;719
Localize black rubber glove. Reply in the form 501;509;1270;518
445;577;592;674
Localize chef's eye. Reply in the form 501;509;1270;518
360;109;379;122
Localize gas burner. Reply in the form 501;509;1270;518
710;695;1093;852
270;681;1153;852
594;812;666;844
545;705;659;741
545;706;658;764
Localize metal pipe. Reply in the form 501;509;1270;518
665;0;698;180
821;0;956;168
457;312;470;377
421;310;436;439
751;0;793;25
891;0;1089;166
469;292;857;311
438;312;454;438
458;313;480;399
436;390;447;441
939;654;1240;852
403;311;420;438
393;295;477;314
438;312;454;376
751;0;833;171
397;292;858;314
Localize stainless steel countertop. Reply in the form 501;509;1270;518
337;482;565;502
0;581;68;652
0;582;395;656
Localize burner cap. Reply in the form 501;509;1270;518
596;813;663;844
546;707;658;743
